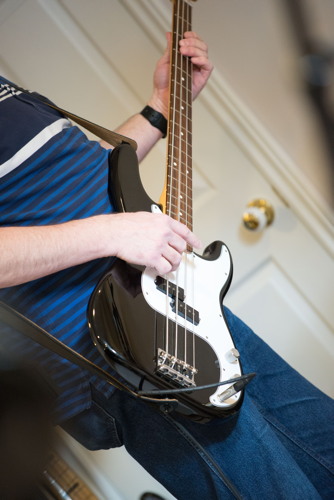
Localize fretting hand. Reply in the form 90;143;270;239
149;31;214;117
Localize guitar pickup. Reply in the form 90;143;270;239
171;299;200;325
155;276;185;302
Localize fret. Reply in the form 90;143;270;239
169;118;192;135
166;187;192;209
43;450;98;500
168;215;193;228
168;145;192;158
170;81;192;95
167;186;192;199
168;168;191;179
167;167;190;178
168;133;192;157
169;109;191;123
168;135;192;149
166;0;193;233
169;92;192;118
168;140;192;156
167;194;193;210
167;169;193;185
166;208;193;227
168;152;191;167
167;190;193;204
167;206;193;223
169;193;192;206
169;114;192;130
169;103;187;116
168;131;191;144
167;168;192;183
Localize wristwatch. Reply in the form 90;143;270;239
140;105;167;138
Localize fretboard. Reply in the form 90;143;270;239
166;0;193;233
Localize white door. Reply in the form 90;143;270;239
1;1;333;499
192;98;334;397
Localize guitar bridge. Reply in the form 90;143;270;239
156;348;197;387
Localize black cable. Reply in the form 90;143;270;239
0;302;256;406
138;372;256;396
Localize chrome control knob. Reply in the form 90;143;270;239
225;348;240;364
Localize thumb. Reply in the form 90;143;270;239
162;31;172;63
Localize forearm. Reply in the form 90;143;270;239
104;113;163;162
0;217;110;287
100;94;167;162
0;211;200;288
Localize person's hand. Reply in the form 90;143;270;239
149;31;214;117
103;212;201;275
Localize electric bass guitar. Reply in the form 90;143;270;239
88;0;244;421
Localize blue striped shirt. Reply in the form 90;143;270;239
0;76;116;421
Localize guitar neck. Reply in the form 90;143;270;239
42;451;98;500
166;0;193;233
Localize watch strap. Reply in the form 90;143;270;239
140;105;167;137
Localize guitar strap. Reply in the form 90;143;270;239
7;82;138;151
0;300;138;396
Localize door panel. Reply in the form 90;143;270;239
226;259;334;397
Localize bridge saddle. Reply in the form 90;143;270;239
156;348;198;387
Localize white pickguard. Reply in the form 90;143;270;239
141;248;243;409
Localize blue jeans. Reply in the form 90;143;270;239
62;309;334;499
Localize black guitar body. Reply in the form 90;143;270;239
88;144;243;421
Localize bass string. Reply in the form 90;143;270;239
164;0;176;357
174;0;183;362
165;0;195;369
179;0;194;368
165;0;180;359
183;1;196;370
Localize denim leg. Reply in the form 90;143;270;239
99;387;325;500
62;309;334;499
112;308;333;499
224;308;334;499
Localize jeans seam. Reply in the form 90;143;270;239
162;413;243;500
90;397;123;448
254;402;334;476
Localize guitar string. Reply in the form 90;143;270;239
179;0;195;371
173;0;183;362
190;6;196;375
167;0;184;363
175;0;191;366
181;0;191;369
175;0;183;363
175;0;194;370
187;2;196;373
164;0;178;359
165;0;195;377
178;0;195;372
186;1;196;372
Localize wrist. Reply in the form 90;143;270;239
147;91;168;119
90;214;118;258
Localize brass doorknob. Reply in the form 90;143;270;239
243;199;275;231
